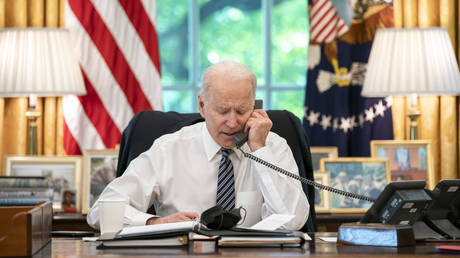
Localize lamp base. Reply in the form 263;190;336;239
26;108;40;155
407;105;421;140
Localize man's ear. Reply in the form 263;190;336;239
198;94;206;119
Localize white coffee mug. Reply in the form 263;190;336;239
99;199;126;234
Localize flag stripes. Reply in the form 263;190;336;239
91;0;161;112
63;0;162;155
63;121;84;155
68;0;153;113
310;0;348;43
119;0;161;74
78;70;121;148
63;95;106;154
64;9;134;133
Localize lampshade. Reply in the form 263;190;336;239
0;28;86;96
362;27;460;97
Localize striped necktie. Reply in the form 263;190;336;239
216;148;235;211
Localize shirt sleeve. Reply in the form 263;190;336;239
250;134;310;230
86;147;162;229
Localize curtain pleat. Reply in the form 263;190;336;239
2;0;29;175
0;0;5;174
393;0;460;180
0;0;64;174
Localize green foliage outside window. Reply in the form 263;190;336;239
157;0;308;120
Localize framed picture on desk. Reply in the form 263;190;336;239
314;172;330;212
370;140;434;189
82;149;119;214
310;146;338;172
320;157;389;213
5;156;82;212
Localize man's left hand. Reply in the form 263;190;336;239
244;109;272;152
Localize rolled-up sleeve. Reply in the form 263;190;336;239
86;147;162;229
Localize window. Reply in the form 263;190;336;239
157;0;308;119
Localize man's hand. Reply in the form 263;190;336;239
146;211;199;225
244;109;272;152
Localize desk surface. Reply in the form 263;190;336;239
53;212;364;233
34;232;451;257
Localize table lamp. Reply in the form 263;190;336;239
0;28;86;154
362;27;460;139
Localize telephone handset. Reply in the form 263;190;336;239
233;99;263;148
232;103;375;203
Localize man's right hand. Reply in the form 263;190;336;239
145;211;199;225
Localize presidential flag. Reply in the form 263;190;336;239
63;0;162;155
304;0;394;157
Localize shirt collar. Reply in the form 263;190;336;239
202;123;222;161
201;123;246;161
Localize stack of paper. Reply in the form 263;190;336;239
97;218;310;248
98;221;197;248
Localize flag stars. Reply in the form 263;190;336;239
385;96;393;108
365;107;375;122
307;110;320;126
359;114;365;127
350;115;357;129
340;117;352;133
320;115;332;130
333;118;339;131
306;102;389;131
374;100;386;117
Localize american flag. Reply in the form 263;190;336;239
310;0;350;43
63;0;162;155
304;1;394;156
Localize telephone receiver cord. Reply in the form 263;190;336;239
236;147;376;203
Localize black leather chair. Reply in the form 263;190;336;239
116;110;317;232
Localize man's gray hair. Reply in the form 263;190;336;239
200;60;257;100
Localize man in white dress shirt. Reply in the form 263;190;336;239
87;61;309;230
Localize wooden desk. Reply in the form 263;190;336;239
316;213;362;232
33;232;448;257
52;213;97;232
53;213;363;233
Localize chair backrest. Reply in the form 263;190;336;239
116;110;316;232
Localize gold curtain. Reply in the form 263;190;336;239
392;0;460;180
0;0;66;175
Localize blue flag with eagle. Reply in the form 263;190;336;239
304;0;394;157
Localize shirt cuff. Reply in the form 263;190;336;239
125;205;157;226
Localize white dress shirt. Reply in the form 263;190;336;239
87;122;309;230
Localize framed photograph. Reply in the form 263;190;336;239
82;149;119;214
370;140;434;189
310;146;338;172
5;156;82;212
314;172;330;212
61;188;77;213
320;157;389;213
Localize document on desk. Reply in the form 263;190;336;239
99;221;198;241
197;220;307;247
319;237;337;242
97;221;198;248
250;214;295;230
117;220;197;238
218;236;303;247
97;235;189;248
